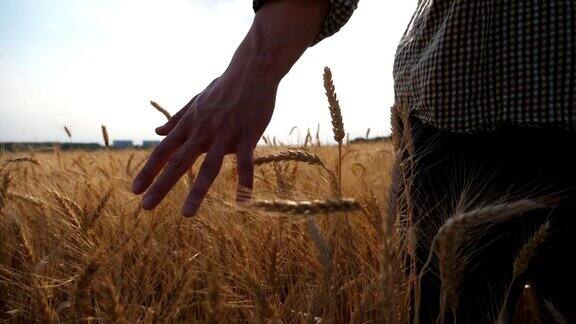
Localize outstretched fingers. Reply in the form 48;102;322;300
140;138;206;210
132;131;185;195
182;139;230;217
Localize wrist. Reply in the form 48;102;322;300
223;0;328;88
225;35;290;87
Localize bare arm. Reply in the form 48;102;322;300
132;0;330;216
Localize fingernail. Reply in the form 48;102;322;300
132;181;143;193
142;195;154;210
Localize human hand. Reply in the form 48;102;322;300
132;72;277;216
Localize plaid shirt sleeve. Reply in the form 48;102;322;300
394;0;576;133
253;0;358;46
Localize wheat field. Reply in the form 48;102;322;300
0;68;561;323
0;140;410;323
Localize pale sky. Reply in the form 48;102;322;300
0;0;417;144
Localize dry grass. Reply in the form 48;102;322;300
0;142;403;323
150;101;172;120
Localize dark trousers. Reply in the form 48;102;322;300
410;119;576;323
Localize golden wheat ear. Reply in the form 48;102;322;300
497;221;551;322
323;66;346;196
323;66;345;144
249;198;361;215
5;156;40;166
513;221;550;278
150;100;171;120
7;192;44;207
254;150;326;167
101;125;110;148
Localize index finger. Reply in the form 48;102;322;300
132;130;185;194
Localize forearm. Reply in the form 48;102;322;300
224;0;330;84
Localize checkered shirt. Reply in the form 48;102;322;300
394;0;576;133
253;0;359;45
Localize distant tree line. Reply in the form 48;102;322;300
0;142;102;152
349;134;393;144
0;141;159;152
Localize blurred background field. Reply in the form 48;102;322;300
0;141;405;323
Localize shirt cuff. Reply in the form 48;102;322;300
252;0;358;46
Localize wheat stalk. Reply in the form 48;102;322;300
254;150;325;167
417;199;545;322
323;67;345;144
545;300;569;324
324;66;345;196
204;262;223;324
101;125;110;148
254;150;339;197
84;189;112;230
9;213;59;321
72;156;89;175
10;217;58;321
155;258;194;323
11;217;36;265
438;200;543;316
8;192;44;207
98;277;127;324
250;198;361;215
49;190;84;216
437;238;467;319
304;128;312;147
126;152;135;175
5;156;40;166
440;200;544;234
249;275;280;322
75;256;102;300
306;217;332;272
392;100;418;320
262;136;270;146
386;153;403;235
0;170;10;211
64;126;72;138
272;163;296;199
53;142;62;167
150;100;171;120
513;221;549;277
497;221;551;322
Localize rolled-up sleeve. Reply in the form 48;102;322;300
253;0;359;45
